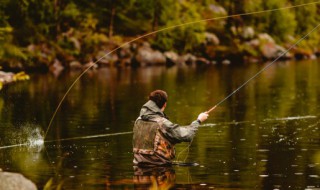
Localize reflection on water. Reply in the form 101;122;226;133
1;59;320;189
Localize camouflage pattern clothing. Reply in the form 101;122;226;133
133;100;200;166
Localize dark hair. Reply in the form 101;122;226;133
149;90;168;109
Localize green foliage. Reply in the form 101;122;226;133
290;0;320;51
0;0;320;67
263;0;297;42
152;0;206;52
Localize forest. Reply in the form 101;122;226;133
0;0;319;71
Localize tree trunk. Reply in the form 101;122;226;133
152;0;159;31
108;5;116;38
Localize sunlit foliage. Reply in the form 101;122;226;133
0;0;319;67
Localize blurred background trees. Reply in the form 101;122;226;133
0;0;319;69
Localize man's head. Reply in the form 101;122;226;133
149;90;168;110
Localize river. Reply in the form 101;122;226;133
1;59;320;189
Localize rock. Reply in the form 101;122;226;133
208;4;227;15
135;43;166;66
256;33;293;60
310;54;317;60
83;62;98;70
293;48;314;60
70;37;81;50
0;71;14;84
118;44;133;59
181;53;197;65
49;59;64;77
0;71;30;88
164;51;180;66
258;33;275;44
0;172;37;190
247;39;260;47
95;50;118;66
196;57;210;65
242;26;255;39
222;59;231;65
69;61;83;70
260;43;292;59
205;32;220;45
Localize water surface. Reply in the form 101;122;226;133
1;60;320;189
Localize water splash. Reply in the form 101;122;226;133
0;124;44;150
27;127;44;147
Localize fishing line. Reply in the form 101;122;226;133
45;131;132;143
0;131;132;150
44;1;320;139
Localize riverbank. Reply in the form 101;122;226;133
1;31;319;75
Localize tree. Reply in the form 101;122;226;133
290;0;320;51
152;0;206;53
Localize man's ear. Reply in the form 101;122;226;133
161;102;167;111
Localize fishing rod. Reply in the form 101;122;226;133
206;23;320;114
176;22;320;162
44;1;320;139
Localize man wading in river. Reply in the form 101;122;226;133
133;90;208;166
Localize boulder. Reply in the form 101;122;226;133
164;51;180;66
0;71;14;84
196;57;210;65
242;26;255;39
205;32;220;45
181;53;197;65
208;4;227;15
258;33;275;43
222;59;231;65
135;43;166;66
0;172;37;190
260;43;292;60
293;48;315;60
69;61;83;70
83;62;98;70
95;50;119;66
257;33;293;60
49;59;64;77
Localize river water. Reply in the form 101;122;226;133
1;59;320;189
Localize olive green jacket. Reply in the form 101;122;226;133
133;100;200;166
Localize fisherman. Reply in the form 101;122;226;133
133;90;208;166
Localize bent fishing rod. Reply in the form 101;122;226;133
178;23;320;162
206;23;320;114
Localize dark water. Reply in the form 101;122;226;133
1;60;320;189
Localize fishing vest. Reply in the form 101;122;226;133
133;117;175;161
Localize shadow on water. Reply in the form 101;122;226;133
1;59;320;189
